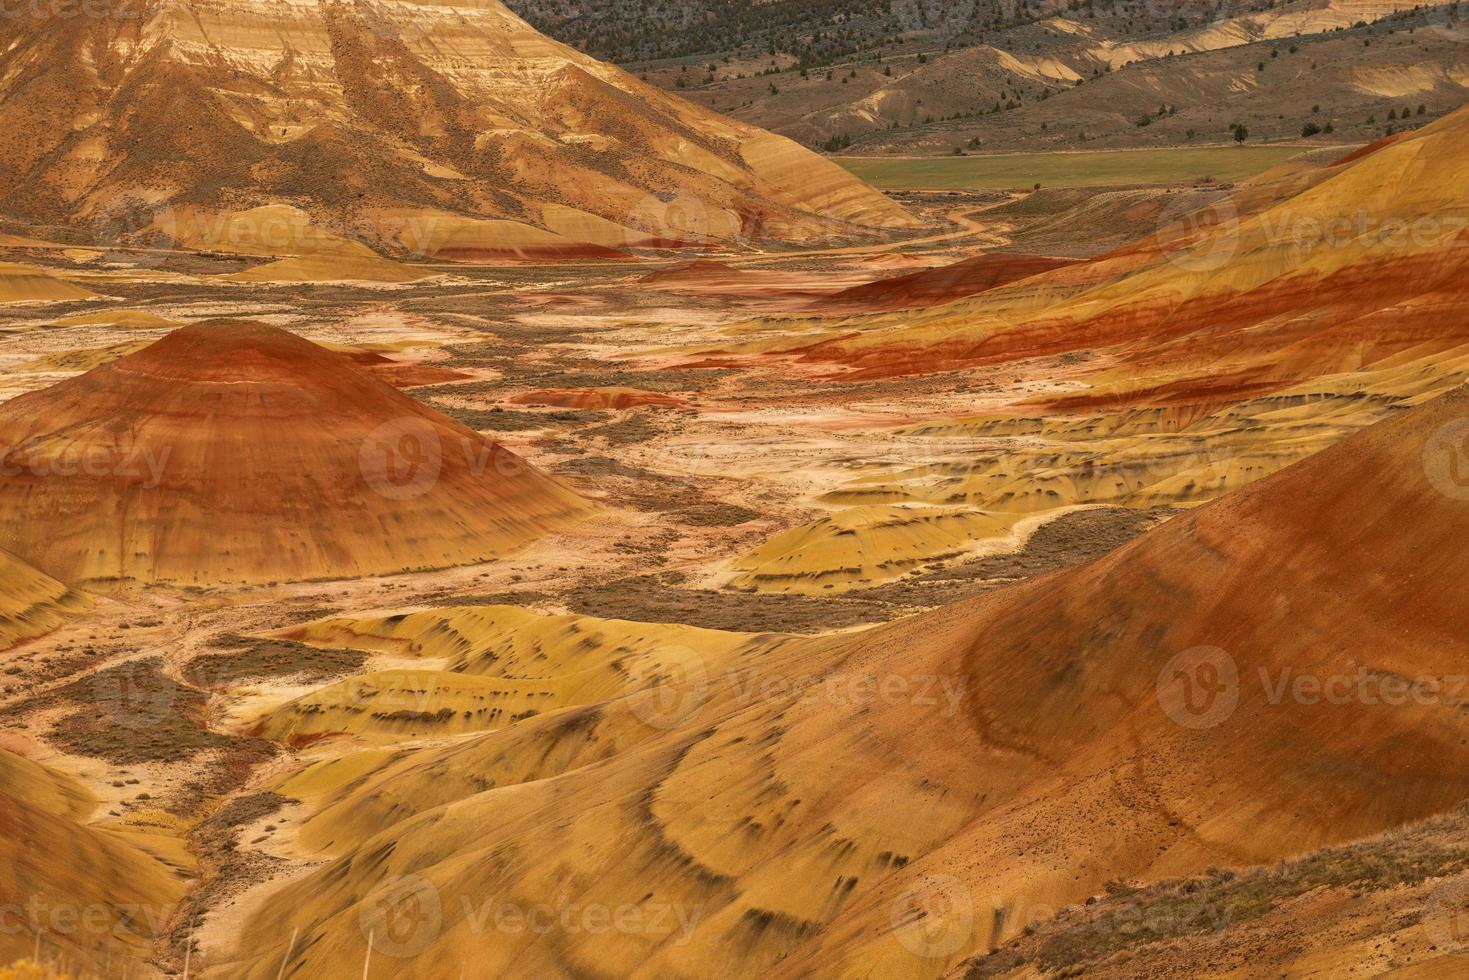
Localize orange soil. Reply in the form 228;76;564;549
815;252;1077;313
342;350;472;389
431;243;630;262
640;259;751;286
0;321;592;586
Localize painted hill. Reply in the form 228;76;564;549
816;252;1076;313
0;321;592;585
0;263;95;304
694;105;1469;595
215;381;1469;977
0;0;915;255
783;101;1469;400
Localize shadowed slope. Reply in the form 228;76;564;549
0;321;592;585
219;385;1469;978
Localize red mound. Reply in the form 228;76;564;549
962;384;1469;860
366;363;474;388
816;252;1077;313
509;388;689;410
640;259;748;287
0;321;592;585
342;351;472;389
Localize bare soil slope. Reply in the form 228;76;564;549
0;0;916;252
0;321;592;586
217;382;1469;978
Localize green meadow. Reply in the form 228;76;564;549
837;145;1327;190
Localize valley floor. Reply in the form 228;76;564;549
3;140;1467;979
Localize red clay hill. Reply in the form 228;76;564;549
760;368;1469;977
815;252;1076;314
0;322;592;586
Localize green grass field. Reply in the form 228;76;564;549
837;145;1330;190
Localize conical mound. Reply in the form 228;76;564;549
0;321;592;585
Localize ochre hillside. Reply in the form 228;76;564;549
0;749;188;971
0;0;915;254
216;384;1469;977
0;322;592;585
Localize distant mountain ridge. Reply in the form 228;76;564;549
521;0;1469;154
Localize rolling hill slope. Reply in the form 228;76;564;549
214;381;1469;978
